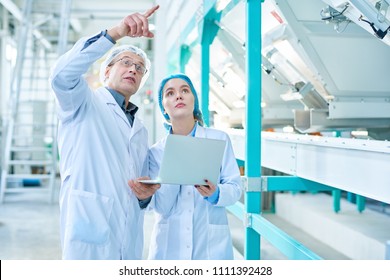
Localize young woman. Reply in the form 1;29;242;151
144;73;242;259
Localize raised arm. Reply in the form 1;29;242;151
50;5;159;118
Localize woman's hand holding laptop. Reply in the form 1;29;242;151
195;179;216;197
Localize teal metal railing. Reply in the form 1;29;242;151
228;175;337;259
228;202;322;260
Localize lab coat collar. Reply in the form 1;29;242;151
194;122;206;138
97;87;144;136
166;122;206;138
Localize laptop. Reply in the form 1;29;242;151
139;134;226;185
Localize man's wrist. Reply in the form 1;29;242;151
106;28;122;42
138;196;152;209
102;29;116;44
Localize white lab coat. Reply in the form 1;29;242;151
50;34;148;259
147;124;242;260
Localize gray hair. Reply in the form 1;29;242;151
99;45;151;92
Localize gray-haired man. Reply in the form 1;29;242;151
50;5;160;260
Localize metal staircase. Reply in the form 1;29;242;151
0;0;66;203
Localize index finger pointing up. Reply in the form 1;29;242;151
143;5;160;18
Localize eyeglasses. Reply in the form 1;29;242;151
109;57;147;75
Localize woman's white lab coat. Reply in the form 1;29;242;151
147;124;242;259
50;34;148;259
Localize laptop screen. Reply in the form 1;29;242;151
154;134;226;185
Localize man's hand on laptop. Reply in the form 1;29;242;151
128;177;160;200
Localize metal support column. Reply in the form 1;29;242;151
245;0;261;260
179;44;191;73
200;42;210;126
356;195;366;213
333;189;341;213
199;1;221;126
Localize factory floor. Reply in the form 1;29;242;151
0;179;361;260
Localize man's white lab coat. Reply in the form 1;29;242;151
50;34;148;259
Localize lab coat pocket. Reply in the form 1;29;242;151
208;224;233;259
67;189;114;245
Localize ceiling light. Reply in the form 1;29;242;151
280;90;302;101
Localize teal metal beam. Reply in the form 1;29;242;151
262;176;338;212
356;195;366;213
263;176;335;192
179;44;191;73
168;0;243;72
346;192;366;213
250;214;323;260
228;202;322;260
245;0;261;260
168;17;196;61
333;189;341;213
347;192;356;203
198;2;222;126
201;42;210;126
